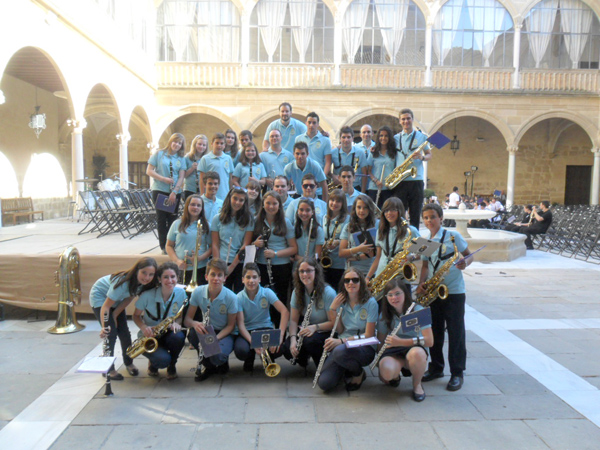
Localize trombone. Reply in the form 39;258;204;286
186;220;203;293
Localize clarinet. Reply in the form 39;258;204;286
305;218;314;259
196;304;211;370
370;303;416;370
291;291;315;365
249;162;253;180
169;161;175;192
101;311;114;396
262;223;275;289
313;308;343;388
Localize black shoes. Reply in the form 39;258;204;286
346;370;367;392
147;363;159;377
422;370;444;382
195;364;214;382
388;376;401;388
412;389;426;402
447;375;464;391
218;361;230;375
166;365;178;380
243;355;255;372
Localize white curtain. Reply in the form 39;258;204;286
525;0;559;68
289;0;317;63
193;1;240;62
257;0;288;63
465;0;510;67
374;0;410;64
164;1;197;61
343;0;370;63
433;0;463;65
560;0;593;68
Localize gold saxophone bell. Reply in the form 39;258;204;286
437;284;449;300
261;349;281;377
401;261;418;282
321;254;333;269
126;336;159;359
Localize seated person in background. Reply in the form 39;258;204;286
518;201;552;250
505;205;533;232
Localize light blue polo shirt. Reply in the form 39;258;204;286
167;219;212;270
355;140;375;159
323;214;350;270
345;189;361;208
260;148;294;179
237;285;280;331
340;220;379;275
148;150;185;193
331;147;369;188
183;155;200;193
420;227;468;295
375;225;420;276
256;218;295;265
211;215;254;261
282;195;293;211
89;275;134;308
285;197;327;226
189;284;238;331
296;225;325;260
295;132;332;170
290;285;336;325
394;130;429;181
377;303;431;337
339;297;378;339
265;118;307;153
198;153;234;200
224;149;240;167
233;161;267;189
201;195;223;224
135;286;187;327
366;153;395;191
284;159;327;197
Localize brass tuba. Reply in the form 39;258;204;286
367;222;417;300
415;236;459;306
48;246;85;334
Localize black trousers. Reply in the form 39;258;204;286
152;190;181;250
225;263;244;293
428;293;466;377
258;262;292;326
393;180;424;229
323;267;344;291
282;331;329;368
367;189;393;211
317;344;376;391
519;226;544;248
234;329;283;362
93;306;133;368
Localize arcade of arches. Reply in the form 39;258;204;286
1;0;599;222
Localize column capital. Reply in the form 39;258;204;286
116;133;131;144
514;23;523;31
507;145;518;154
591;147;600;154
67;118;87;133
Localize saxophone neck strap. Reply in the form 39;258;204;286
431;229;448;272
399;131;417;158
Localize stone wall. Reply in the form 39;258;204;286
31;197;71;220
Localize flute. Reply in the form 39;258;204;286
374;165;385;208
291;291;315;365
313;307;343;388
370;303;416;371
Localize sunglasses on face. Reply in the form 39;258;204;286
302;184;316;189
344;277;360;284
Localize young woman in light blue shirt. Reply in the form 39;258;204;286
294;198;324;262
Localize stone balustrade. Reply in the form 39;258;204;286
520;69;600;92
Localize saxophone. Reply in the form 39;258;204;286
186;220;203;293
368;223;417;300
385;140;429;189
127;298;189;359
290;291;315;365
415;236;459;307
321;219;339;269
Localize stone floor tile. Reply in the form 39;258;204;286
432;420;549;450
524;419;600;450
337;422;444;450
0;374;58;420
315;396;404;423
72;398;170;425
102;424;196;449
466;356;526;375
550;354;600;377
0;421;8;432
258;423;338;450
219;375;288;397
487;374;549;395
245;397;315;423
468;393;582;420
99;377;158;398
419;375;502;396
582;376;600;389
151;375;222;398
286;373;349;398
511;332;585;355
191;424;258;450
49;425;113;450
464;341;504;358
398;395;484;421
162;397;246;424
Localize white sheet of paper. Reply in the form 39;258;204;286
244;245;257;265
76;356;115;373
345;337;379;348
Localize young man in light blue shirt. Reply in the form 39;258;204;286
200;171;223;223
295;112;332;178
260;129;294;189
331;127;369;192
199;133;233;201
263;102;307;153
284;141;328;201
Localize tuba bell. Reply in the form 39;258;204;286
48;246;86;334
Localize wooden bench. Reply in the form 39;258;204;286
1;197;44;226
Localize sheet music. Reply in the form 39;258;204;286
77;356;115;373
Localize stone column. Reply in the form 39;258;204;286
591;147;600;205
333;15;343;86
71;119;86;201
512;24;522;89
117;133;131;189
506;145;518;208
240;11;250;86
424;22;433;87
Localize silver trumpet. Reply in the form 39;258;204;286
313;308;343;389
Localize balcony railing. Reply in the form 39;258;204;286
156;62;600;94
520;69;600;92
